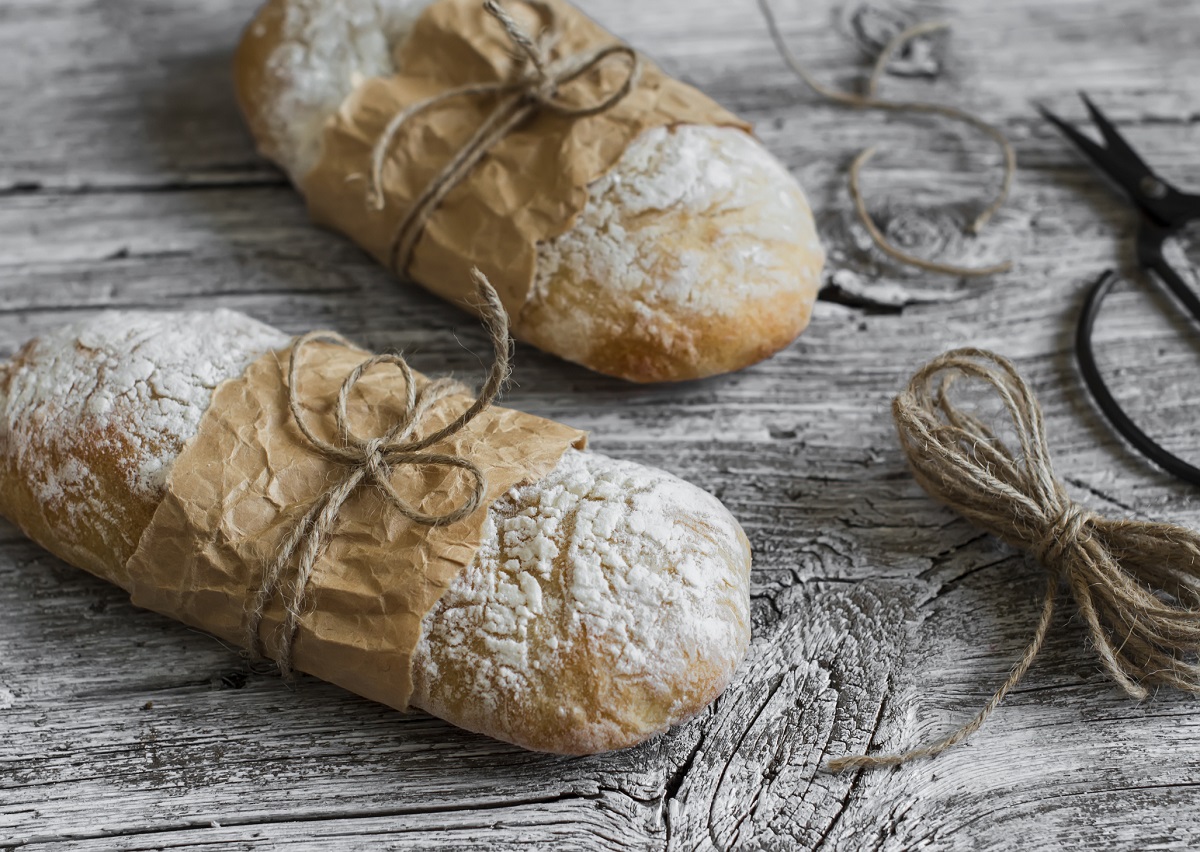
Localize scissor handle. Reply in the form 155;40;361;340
1075;269;1200;486
1137;220;1200;324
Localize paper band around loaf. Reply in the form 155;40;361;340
120;336;586;712
301;0;750;315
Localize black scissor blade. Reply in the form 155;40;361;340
1038;103;1117;175
1039;102;1155;207
1078;92;1156;176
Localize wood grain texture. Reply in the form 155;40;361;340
4;0;1200;848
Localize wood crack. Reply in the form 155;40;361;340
817;284;908;316
0;176;288;197
710;671;788;850
922;552;1024;601
8;791;603;848
812;674;894;852
662;728;706;848
1064;476;1141;515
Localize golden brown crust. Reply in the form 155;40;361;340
409;450;752;754
232;0;292;168
0;341;156;582
517;270;816;384
0;312;290;590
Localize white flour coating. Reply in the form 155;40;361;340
3;310;288;505
531;123;821;325
414;448;749;721
258;0;430;179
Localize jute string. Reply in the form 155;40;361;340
828;348;1200;772
367;0;641;278
244;269;512;676
758;0;1015;277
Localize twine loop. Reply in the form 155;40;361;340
829;347;1200;772
367;0;642;278
757;0;1015;277
244;269;512;676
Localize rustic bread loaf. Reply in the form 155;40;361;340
0;311;751;753
233;0;825;382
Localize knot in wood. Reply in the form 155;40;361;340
881;206;954;256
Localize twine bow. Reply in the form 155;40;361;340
830;348;1200;771
244;270;512;676
367;0;642;277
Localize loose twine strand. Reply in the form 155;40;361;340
828;348;1200;772
244;269;512;676
366;0;641;278
757;0;1015;277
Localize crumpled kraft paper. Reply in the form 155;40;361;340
301;0;750;316
119;339;586;711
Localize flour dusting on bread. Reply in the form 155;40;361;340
0;311;287;573
526;123;822;370
5;310;287;501
413;448;750;753
254;0;427;178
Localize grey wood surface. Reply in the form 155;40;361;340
4;0;1200;848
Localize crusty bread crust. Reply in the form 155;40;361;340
0;313;752;754
233;0;293;170
231;0;825;383
0;312;288;583
413;449;751;754
0;339;157;580
520;124;823;383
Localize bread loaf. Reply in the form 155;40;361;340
0;311;751;753
233;0;825;382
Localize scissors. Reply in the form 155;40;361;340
1039;94;1200;486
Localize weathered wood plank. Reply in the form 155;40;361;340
5;0;1200;187
4;0;1200;848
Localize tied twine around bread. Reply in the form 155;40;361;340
830;348;1200;772
245;269;511;676
366;0;641;277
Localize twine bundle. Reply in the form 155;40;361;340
830;348;1200;772
245;269;511;675
367;0;640;277
757;0;1015;277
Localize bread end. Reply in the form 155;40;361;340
232;0;292;174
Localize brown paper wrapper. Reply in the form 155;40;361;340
301;0;750;315
118;340;585;711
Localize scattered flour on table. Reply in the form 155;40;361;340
415;448;748;717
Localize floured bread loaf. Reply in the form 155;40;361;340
0;311;751;753
233;0;825;383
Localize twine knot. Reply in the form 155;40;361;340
245;269;512;676
367;0;642;278
1033;498;1092;570
829;347;1200;773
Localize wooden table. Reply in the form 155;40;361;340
4;0;1200;848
